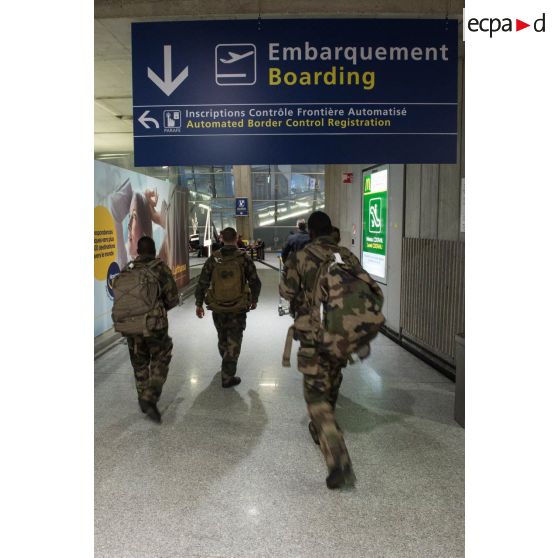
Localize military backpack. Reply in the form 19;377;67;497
205;249;251;313
111;259;167;336
283;243;385;365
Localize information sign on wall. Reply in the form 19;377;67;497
235;197;249;216
362;166;388;283
131;19;458;166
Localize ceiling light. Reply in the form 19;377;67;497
97;153;129;158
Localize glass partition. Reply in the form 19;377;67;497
251;164;325;251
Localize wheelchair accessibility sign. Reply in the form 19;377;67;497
369;198;383;234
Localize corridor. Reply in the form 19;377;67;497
95;269;464;558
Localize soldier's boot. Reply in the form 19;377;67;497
308;421;320;445
326;453;356;489
326;460;356;490
222;359;241;388
222;377;241;388
321;420;355;489
145;402;162;423
138;399;151;414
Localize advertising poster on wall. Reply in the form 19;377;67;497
94;161;189;336
362;166;388;283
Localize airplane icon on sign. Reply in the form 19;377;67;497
215;44;257;86
219;50;255;64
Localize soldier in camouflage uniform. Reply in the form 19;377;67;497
124;236;179;423
280;211;359;489
195;227;261;388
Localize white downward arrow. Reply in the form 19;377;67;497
138;110;160;129
147;45;189;96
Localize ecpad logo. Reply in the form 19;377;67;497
468;13;546;37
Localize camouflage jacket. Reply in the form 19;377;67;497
279;235;362;317
195;245;262;307
279;236;384;350
133;255;179;311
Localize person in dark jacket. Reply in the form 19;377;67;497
116;236;179;423
281;219;310;262
195;227;262;388
255;238;265;260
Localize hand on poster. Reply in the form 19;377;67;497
145;188;166;227
126;188;170;261
145;188;158;208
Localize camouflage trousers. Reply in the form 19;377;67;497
212;312;247;380
127;330;173;403
300;343;351;474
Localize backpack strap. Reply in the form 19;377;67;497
282;325;295;367
146;259;163;286
304;244;332;307
128;257;162;270
131;258;162;297
218;249;247;280
236;251;248;281
216;248;243;260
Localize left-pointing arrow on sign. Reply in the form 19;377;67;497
138;110;160;129
147;45;189;96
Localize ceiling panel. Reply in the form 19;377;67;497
95;104;133;133
95;19;131;60
94;133;134;154
95;59;132;97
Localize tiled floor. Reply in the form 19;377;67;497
95;270;464;558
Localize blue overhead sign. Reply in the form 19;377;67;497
235;197;249;217
131;19;458;166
